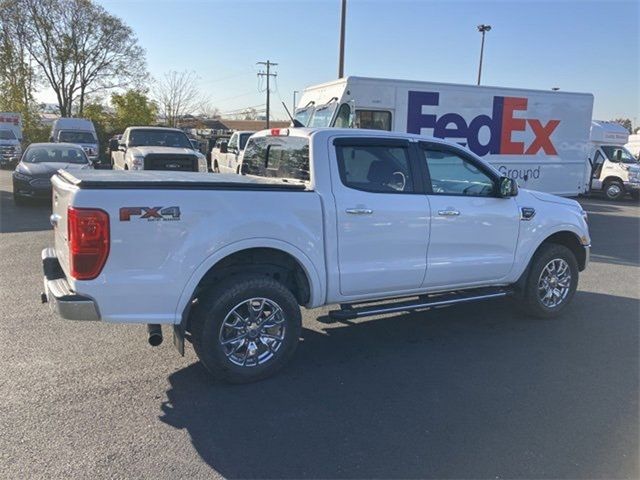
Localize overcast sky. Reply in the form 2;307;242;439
36;0;640;124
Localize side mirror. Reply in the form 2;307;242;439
615;150;622;162
118;142;127;152
219;142;228;154
498;176;518;197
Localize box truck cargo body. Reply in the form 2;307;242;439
295;77;594;196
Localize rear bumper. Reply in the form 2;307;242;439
41;248;100;321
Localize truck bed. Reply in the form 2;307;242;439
56;170;308;191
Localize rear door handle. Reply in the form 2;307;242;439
346;208;373;215
438;209;460;216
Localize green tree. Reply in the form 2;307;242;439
111;90;157;133
83;102;111;158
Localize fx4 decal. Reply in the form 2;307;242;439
119;206;181;222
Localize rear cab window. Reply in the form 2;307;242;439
242;134;310;184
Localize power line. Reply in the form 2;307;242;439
257;60;277;128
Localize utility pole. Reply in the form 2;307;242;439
257;60;278;128
338;0;347;78
477;24;491;85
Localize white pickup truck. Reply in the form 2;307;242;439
111;126;207;172
42;128;590;383
210;130;255;173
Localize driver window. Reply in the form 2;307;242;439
228;135;238;151
422;146;494;197
334;104;351;128
336;144;414;193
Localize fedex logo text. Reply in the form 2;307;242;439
406;91;560;157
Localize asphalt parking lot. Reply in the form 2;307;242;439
0;169;638;479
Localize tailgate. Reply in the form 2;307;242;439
51;173;75;276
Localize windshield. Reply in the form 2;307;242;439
129;129;192;148
242;136;310;182
294;106;314;127
602;145;638;164
239;133;253;150
58;131;96;144
0;130;16;140
24;146;88;164
307;102;338;127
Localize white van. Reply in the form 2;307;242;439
295;76;594;196
0;112;23;168
589;121;640;200
50;118;99;162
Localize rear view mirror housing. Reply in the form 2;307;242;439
498;176;518;197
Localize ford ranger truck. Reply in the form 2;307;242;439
41;128;590;383
111;126;207;172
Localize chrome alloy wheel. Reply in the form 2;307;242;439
537;258;572;308
218;298;286;367
606;183;622;199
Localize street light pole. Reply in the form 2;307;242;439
338;0;347;78
477;24;491;86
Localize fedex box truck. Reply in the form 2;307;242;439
295;77;594;196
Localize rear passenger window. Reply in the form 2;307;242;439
336;144;414;193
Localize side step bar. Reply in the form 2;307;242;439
328;288;512;321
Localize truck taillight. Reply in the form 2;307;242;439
68;207;110;280
269;128;289;136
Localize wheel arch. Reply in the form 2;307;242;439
516;228;587;290
602;175;623;187
175;239;324;324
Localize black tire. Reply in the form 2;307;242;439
521;243;579;318
191;276;302;383
13;192;26;206
213;160;220;173
604;179;625;201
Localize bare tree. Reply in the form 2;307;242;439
153;70;203;127
3;0;146;117
198;100;220;119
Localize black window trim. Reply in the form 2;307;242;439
333;137;425;194
418;141;501;198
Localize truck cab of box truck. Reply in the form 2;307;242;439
0;112;23;169
294;76;594;197
50;118;99;163
589;121;640;200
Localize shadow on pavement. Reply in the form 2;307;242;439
0;190;52;233
160;292;639;479
586;210;640;267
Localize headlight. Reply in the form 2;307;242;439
580;208;588;223
130;155;144;170
13;171;30;181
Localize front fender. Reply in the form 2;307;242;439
174;238;325;322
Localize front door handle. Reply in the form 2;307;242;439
346;208;373;215
438;209;460;216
